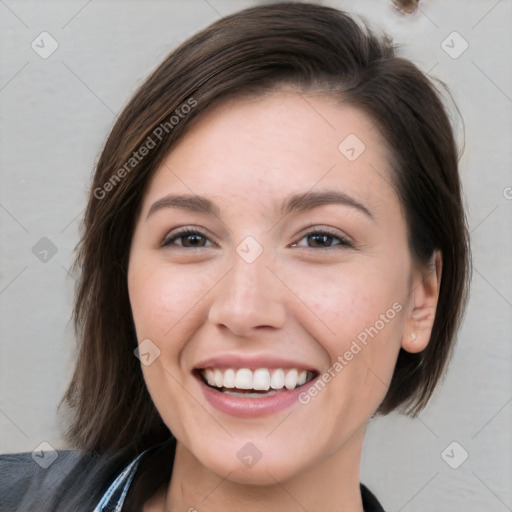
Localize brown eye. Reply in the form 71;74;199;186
179;233;208;247
162;229;213;248
292;230;353;249
307;233;338;248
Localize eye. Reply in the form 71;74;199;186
162;228;214;248
291;229;353;249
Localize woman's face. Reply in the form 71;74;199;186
128;91;426;484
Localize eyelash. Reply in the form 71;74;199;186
291;229;354;249
161;227;214;248
162;227;353;250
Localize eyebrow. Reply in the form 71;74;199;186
146;190;374;221
146;194;220;219
281;190;374;220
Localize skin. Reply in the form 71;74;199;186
127;91;442;512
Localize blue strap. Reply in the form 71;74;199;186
92;449;150;512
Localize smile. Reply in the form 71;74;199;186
194;364;320;418
199;367;316;396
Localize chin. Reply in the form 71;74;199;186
204;453;300;486
178;432;307;486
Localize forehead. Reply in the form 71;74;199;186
142;91;397;218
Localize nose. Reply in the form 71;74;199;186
208;251;287;337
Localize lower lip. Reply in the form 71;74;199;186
196;375;317;418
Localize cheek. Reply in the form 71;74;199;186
283;259;407;349
280;256;408;417
128;259;211;341
127;257;214;436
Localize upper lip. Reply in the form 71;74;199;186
193;354;320;373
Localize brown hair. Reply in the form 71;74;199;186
61;2;470;458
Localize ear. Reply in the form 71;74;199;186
402;250;442;353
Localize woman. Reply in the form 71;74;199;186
0;3;470;511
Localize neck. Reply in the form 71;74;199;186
163;428;365;512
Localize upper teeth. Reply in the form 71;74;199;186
202;368;312;391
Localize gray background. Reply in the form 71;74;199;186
1;0;511;510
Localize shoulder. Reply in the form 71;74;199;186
0;449;129;512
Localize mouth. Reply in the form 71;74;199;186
195;367;318;398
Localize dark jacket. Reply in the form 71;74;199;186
0;440;385;511
0;448;132;511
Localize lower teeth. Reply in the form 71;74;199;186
222;389;281;397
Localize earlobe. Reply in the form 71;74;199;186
402;250;442;353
